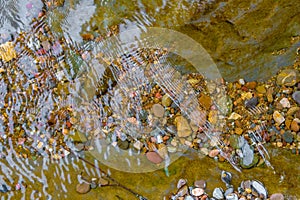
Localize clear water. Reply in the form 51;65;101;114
0;0;299;199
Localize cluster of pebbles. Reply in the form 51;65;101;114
166;171;285;200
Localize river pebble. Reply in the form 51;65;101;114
76;183;91;194
273;111;285;125
146;151;163;164
152;104;165;117
213;187;224;199
276;69;299;86
175;116;192;137
270;193;284;200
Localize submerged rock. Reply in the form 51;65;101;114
146;151;163;164
251;180;268;198
277;69;299;86
175;116;192;137
213;187;224;200
270;193;284;200
76;182;91;194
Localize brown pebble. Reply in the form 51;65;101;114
245;81;257;89
235;127;243;135
146;151;163;164
291;120;299;132
76;183;91;194
194;180;206;189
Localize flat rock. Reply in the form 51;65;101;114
76;183;91;194
175;116;192;137
146;151;163;164
191;188;204;197
208;149;220;157
277;69;299;86
273;111;285;125
152;104;165;117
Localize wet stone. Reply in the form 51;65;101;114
177;179;187;189
209;149;219;157
225;193;238;200
146;151;163;164
184;195;194;200
191;187;204;197
76;183;91;194
292;91;300;105
175;116;192;137
283;131;293;143
152;104;165;118
98;178;109;186
194;180;206;189
221;171;232;186
251;180;268;198
245;97;258;108
273;111;285;125
224;187;234;196
229;135;240;149
276;69;299;86
117;140;129;150
213;187;224;200
161;94;173;107
270;193;284;200
256;85;266;94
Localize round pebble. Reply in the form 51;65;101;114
76;183;91;194
194;180;206;189
162;94;172;107
146;151;163;164
191;187;204;196
152;104;165;117
283;131;293;143
270;193;284;200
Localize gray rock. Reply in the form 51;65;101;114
283;131;294;143
292;91;300;105
224;187;234;196
213;187;224;200
251;180;268;199
242;142;254;166
184;195;194;200
194;180;206;189
152;104;165;118
245;97;258;109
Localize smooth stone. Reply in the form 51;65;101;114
245;81;257;89
167;146;177;153
175;116;192;137
213;187;224;200
221;171;232;186
157;144;168;159
279;97;290;108
291;120;299;132
273;111;285;125
162;94;173;107
194;180;206;189
235;127;243;135
133;140;144;150
90;181;97;189
199;94;212;110
241;180;251;190
276;69;299;86
256;85;266;94
216;95;232;115
152;104;165;118
75;143;85;151
117;140;129;150
166;125;177;134
242;142;254;166
251;180;268;198
191;187;204;196
98;177;109;186
267;87;274;102
292;91;300;105
245;97;258;108
184;195;194;200
76;183;91;194
228;112;242;120
226;193;238;200
177;185;188;197
224;187;234;196
270;193;284;200
146;151;163;164
229;135;240;149
286;107;300;116
209;149;220;157
283;131;294;143
177;179;187;189
0;184;8;193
